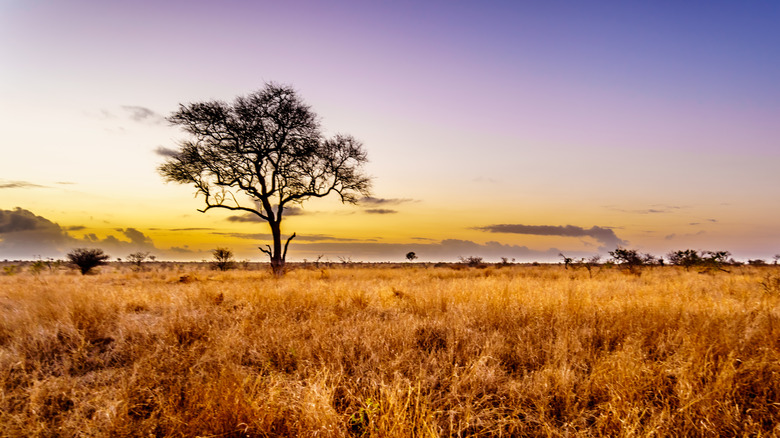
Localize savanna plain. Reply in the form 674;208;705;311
1;263;779;437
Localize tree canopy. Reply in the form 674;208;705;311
159;83;371;274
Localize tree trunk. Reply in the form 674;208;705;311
269;221;285;276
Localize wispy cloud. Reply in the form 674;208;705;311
665;230;706;240
604;205;684;215
475;224;627;252
365;208;397;215
154;146;179;157
122;105;165;124
213;232;358;242
149;227;216;231
0;180;46;189
226;214;264;223
226;207;305;222
359;196;416;206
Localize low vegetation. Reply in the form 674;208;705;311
66;248;110;275
0;264;778;436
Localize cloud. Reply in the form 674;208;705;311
118;228;154;247
604;205;683;215
213;232;272;240
365;208;397;215
149;227;216;231
154;146;179;157
169;245;195;254
476;224;627;252
122;105;165;124
0;180;46;189
294;234;360;242
288;239;569;263
359;196;415;206
226;214;264;223
213;232;358;242
665;231;706;241
0;208;61;234
226;207;305;222
0;208;172;260
0;208;80;257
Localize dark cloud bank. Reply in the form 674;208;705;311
476;224;626;252
0;208;194;260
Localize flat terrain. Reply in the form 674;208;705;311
0;264;779;437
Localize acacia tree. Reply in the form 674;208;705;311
67;248;109;275
667;249;702;270
159;83;371;274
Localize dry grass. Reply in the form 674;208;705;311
0;264;779;437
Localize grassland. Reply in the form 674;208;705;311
0;263;778;437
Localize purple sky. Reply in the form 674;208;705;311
1;1;778;262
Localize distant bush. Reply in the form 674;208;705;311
608;248;648;274
700;251;732;273
67;248;109;275
211;248;235;271
127;251;152;271
458;256;485;268
667;249;702;270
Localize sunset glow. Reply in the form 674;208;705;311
1;1;778;262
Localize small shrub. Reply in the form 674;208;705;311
126;251;152;271
29;260;46;276
211;248;235;271
667;249;702;270
609;248;654;274
66;248;109;275
459;256;485;268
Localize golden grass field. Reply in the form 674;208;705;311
0;263;779;437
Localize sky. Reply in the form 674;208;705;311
1;0;779;262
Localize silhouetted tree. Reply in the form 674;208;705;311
558;253;573;270
608;248;650;273
773;254;780;265
667;249;702;270
127;251;152;270
701;250;731;273
211;248;235;271
577;255;602;278
459;256;484;267
159;83;371;275
406;251;418;262
67;248;109;275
